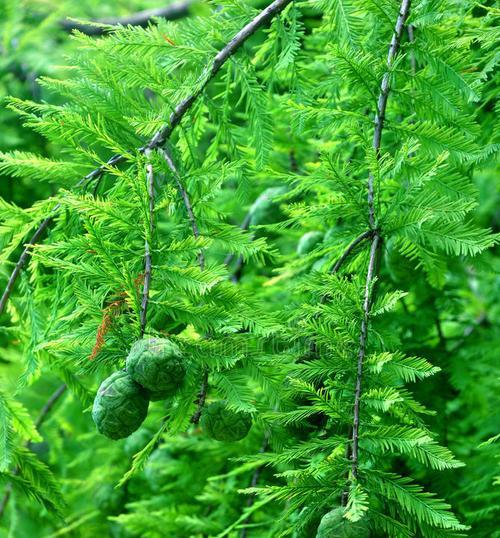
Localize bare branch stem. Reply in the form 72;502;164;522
140;154;155;335
32;384;68;432
224;212;252;268
350;234;381;480
348;0;412;487
240;432;270;538
160;148;205;271
407;24;416;75
190;369;209;424
0;216;52;314
145;0;293;149
368;0;411;228
328;230;373;277
159;147;209;422
60;1;193;35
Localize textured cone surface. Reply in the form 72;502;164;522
316;508;370;538
92;371;149;440
201;400;252;442
126;337;185;397
297;231;324;256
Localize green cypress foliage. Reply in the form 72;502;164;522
0;0;498;536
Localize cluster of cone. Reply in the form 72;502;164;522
92;337;252;442
91;338;185;439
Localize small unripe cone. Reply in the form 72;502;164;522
201;400;252;442
126;337;186;400
92;371;149;440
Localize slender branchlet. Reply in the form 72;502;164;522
328;230;373;278
368;0;412;229
60;1;193;35
159;147;209;422
144;0;293;150
349;0;412;486
0;159;121;315
224;212;252;268
0;215;52;314
350;234;381;480
140;152;155;336
160;148;205;271
306;230;373;357
190;369;209;425
0;0;292;314
0;156;118;314
159;145;252;422
0;383;67;519
32;384;68;432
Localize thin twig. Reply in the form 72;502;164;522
160;148;205;271
1;0;292;314
0;383;67;519
190;369;209;424
159;147;209;422
140;153;155;336
60;1;193;35
348;0;412;487
0;486;12;520
407;24;416;75
224;212;252;267
306;230;373;357
0;155;122;315
144;0;293;151
350;234;381;481
226;148;300;275
0;216;52;314
328;230;373;278
32;384;68;432
368;0;411;228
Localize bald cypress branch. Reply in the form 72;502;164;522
60;1;193;36
368;0;412;229
349;0;412;484
350;233;381;480
160;148;205;271
0;383;67;519
159;146;209;423
329;230;373;278
0;0;292;315
190;369;209;425
140;154;155;336
0;215;52;314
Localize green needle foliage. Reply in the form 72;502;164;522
0;0;498;537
